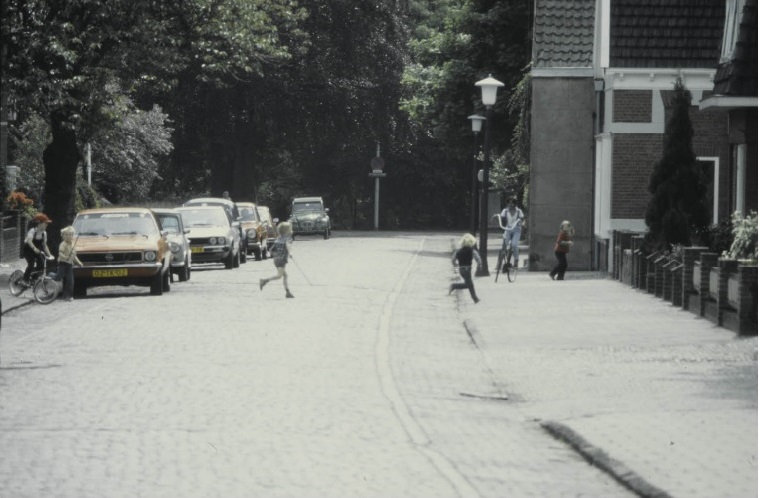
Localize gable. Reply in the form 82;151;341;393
610;0;725;68
533;0;596;68
713;0;758;96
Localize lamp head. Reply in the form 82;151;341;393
468;114;486;133
475;74;505;106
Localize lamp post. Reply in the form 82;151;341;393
474;75;504;277
467;114;485;236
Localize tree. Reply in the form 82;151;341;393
644;78;710;250
1;0;305;250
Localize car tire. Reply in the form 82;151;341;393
162;270;171;292
254;246;262;261
73;282;87;297
233;249;241;268
150;272;164;295
240;240;247;264
262;245;268;260
178;259;190;282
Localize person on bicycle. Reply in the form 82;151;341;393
498;198;525;268
23;213;54;284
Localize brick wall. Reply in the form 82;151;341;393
613;90;652;122
611;134;661;218
611;90;730;220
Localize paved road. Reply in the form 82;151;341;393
0;232;756;497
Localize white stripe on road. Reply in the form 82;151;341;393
375;237;481;498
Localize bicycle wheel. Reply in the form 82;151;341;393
495;247;505;282
505;248;518;282
33;277;58;304
9;270;26;296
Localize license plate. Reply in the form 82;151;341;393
92;268;128;278
191;247;204;253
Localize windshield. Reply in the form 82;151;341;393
73;212;159;236
292;202;322;214
239;207;258;222
158;215;181;234
179;208;229;228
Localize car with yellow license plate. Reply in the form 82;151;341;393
237;202;268;260
176;206;241;269
72;208;172;296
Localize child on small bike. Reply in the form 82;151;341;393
23;213;54;284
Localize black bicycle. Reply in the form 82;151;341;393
493;214;518;283
8;256;59;304
495;238;518;283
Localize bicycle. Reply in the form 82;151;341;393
8;255;59;304
492;214;518;283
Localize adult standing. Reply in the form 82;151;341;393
498;198;525;268
549;220;575;281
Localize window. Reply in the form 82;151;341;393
721;0;747;61
698;157;720;225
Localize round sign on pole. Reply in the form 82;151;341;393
371;156;385;172
477;168;484;182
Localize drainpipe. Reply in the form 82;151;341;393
592;77;605;270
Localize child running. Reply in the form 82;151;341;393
259;221;295;298
449;233;482;303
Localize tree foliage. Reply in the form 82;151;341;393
644;78;710;249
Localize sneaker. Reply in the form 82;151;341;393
259;279;267;290
285;290;294;298
548;272;555;281
65;297;74;302
473;297;480;304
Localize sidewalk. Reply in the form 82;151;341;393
0;258;34;315
453;236;758;498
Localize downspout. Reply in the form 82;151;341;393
592;77;605;270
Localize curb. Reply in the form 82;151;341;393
541;421;673;498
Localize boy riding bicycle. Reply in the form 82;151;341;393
496;198;525;268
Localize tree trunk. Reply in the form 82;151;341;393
42;111;80;256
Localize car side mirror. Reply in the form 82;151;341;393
325;208;330;213
232;221;240;228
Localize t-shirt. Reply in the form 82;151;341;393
500;208;524;231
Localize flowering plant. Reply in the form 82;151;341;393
722;210;758;264
5;191;38;218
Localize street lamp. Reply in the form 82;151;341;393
467;114;486;236
474;75;504;277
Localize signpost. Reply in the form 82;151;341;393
369;147;386;231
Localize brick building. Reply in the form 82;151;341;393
529;0;756;272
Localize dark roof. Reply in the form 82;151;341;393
533;0;596;68
609;0;725;68
712;0;757;96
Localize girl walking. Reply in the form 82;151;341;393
549;220;574;281
260;221;295;298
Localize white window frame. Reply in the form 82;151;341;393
698;156;720;225
721;0;746;62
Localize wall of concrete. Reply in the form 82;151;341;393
528;77;595;271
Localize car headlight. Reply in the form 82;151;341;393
247;229;257;238
144;251;157;262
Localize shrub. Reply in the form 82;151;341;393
723;211;758;263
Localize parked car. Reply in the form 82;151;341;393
176;206;241;269
72;207;172;296
237;202;269;260
258;205;277;251
183;197;248;263
153;208;192;282
290;196;331;239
